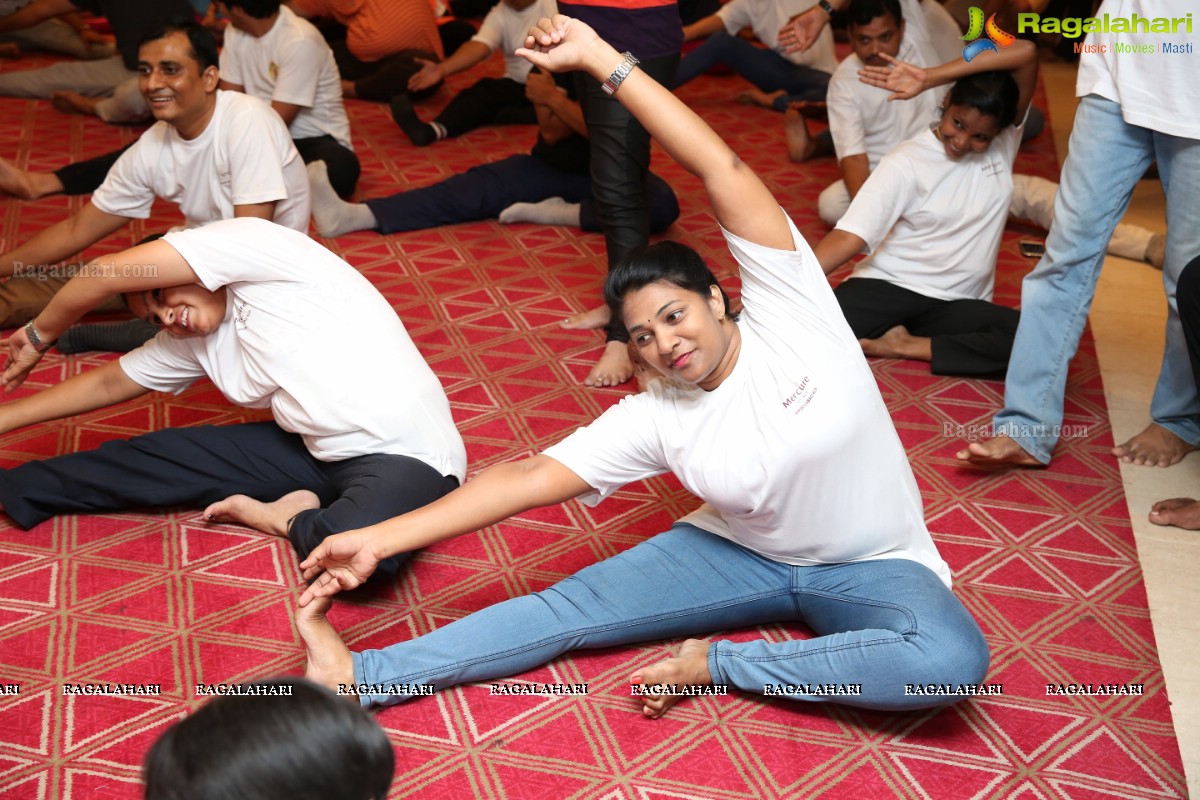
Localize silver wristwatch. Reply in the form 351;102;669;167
601;52;640;96
23;320;56;352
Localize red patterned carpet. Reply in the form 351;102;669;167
0;52;1187;799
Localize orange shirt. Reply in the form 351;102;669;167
290;0;443;61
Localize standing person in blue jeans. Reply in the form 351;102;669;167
294;15;988;716
957;0;1200;469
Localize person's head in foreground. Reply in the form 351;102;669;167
143;677;394;800
605;241;739;392
934;71;1020;160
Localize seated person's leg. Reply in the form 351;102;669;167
293;137;361;198
0;423;334;532
309;154;572;237
351;49;441;102
907;298;1021;377
818;180;851;227
299;524;799;708
0;54;128;99
674;30;742;88
283;454;460;578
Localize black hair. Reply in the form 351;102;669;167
946;70;1020;129
604;241;734;334
846;0;902;28
143;677;394;800
138;17;220;73
220;0;283;19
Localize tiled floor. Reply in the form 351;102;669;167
1040;59;1200;797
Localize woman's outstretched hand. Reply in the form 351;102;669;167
298;530;383;606
516;14;603;74
858;53;928;101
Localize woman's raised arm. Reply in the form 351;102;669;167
517;15;795;252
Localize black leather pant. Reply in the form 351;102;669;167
574;53;679;343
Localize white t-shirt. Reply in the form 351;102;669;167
472;0;557;83
1076;0;1200;139
836;112;1026;302
543;216;950;586
900;0;962;65
91;91;310;233
827;35;938;168
119;218;467;479
717;0;837;73
220;6;353;150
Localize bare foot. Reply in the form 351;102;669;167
1145;232;1165;270
0;157;64;200
630;639;713;719
955;434;1045;467
785;106;817;163
1112;422;1198;467
858;325;931;362
204;489;321;537
737;87;786;109
295;594;357;699
560;304;610;331
50;91;101;116
1149;498;1200;529
584;340;634;387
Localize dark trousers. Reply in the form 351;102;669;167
834;277;1020;377
0;422;459;578
365;153;679;235
436;77;536;138
575;52;679;344
294;134;360;197
332;41;441;102
1177;255;1200;398
674;31;830;102
55;143;131;195
54;135;360;198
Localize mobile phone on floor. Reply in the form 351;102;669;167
1019;240;1046;259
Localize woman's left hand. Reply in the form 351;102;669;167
858;53;928;101
516;14;602;75
2;326;46;393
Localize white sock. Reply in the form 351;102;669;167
497;197;582;227
307;160;376;237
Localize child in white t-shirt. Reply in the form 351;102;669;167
292;15;988;720
813;39;1038;376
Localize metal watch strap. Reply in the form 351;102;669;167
601;52;640;96
23;320;55;352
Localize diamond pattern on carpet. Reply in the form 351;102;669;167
0;49;1185;798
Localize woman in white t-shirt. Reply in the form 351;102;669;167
813;40;1037;376
294;15;988;717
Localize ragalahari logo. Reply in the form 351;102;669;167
961;7;1016;62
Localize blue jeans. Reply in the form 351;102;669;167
352;524;988;709
995;94;1200;463
674;32;830;102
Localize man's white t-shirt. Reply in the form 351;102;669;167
1077;0;1200;139
220;5;353;150
836;113;1026;302
543;216;950;586
827;35;938;168
91;91;310;232
472;0;557;83
119;218;467;480
717;0;837;73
